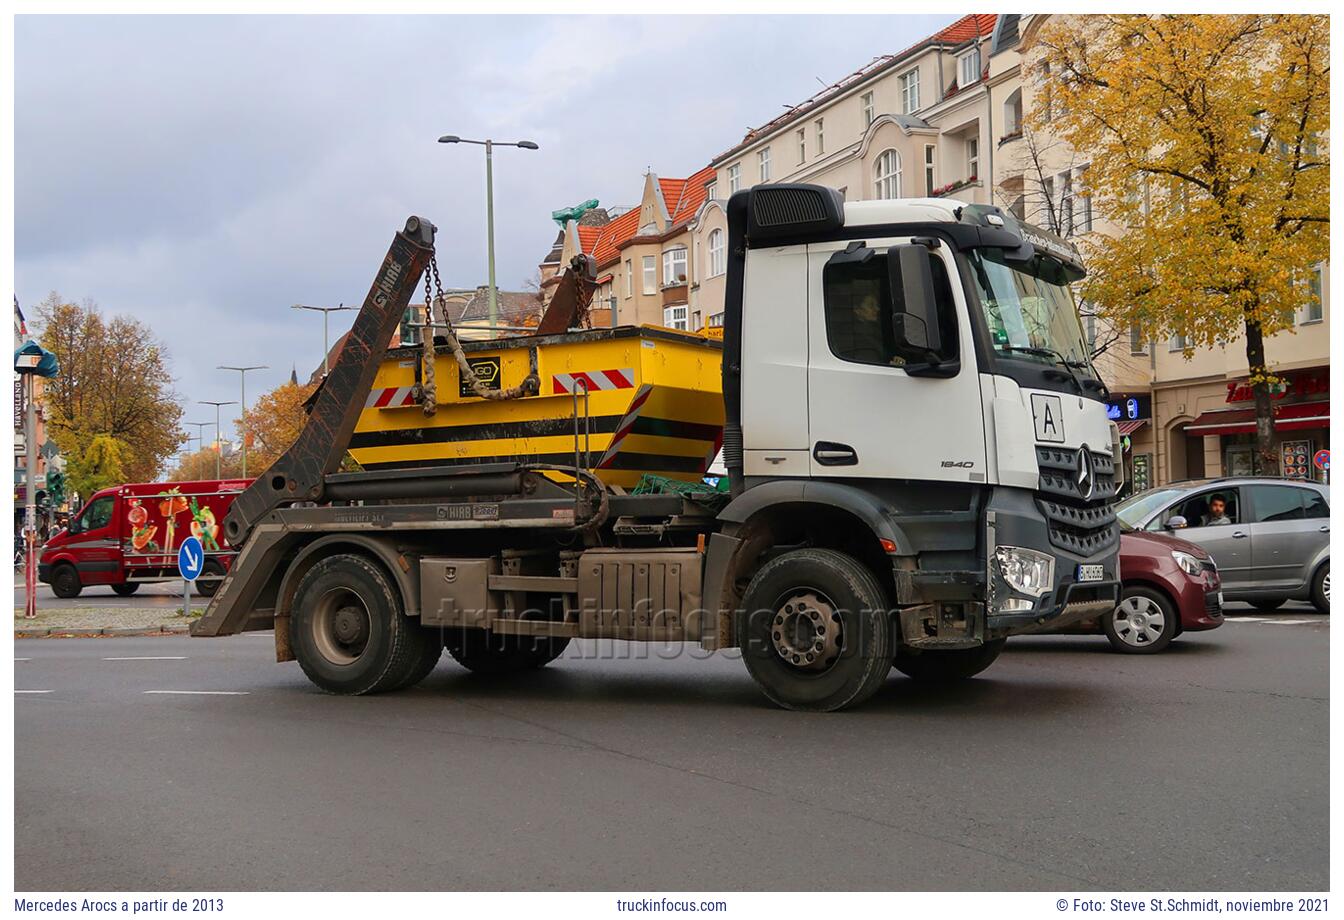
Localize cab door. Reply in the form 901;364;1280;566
805;238;986;482
65;495;121;586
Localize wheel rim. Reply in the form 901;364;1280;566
769;589;842;671
311;588;371;665
1113;596;1166;647
1323;571;1330;603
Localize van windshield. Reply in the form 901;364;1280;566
967;248;1098;379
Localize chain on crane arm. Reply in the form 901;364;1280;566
419;250;540;416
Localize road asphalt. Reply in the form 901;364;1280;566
14;612;1328;892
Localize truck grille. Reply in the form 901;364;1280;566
1036;447;1118;556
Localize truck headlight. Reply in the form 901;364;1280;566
994;546;1055;597
1172;550;1203;577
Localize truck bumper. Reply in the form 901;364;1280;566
985;486;1120;638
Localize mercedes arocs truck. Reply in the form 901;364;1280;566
193;183;1121;711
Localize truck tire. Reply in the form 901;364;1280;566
893;638;1006;680
111;582;140;597
289;553;433;695
445;629;570;675
195;560;225;597
737;548;893;712
51;563;82;599
391;626;446;690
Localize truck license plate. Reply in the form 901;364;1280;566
1076;564;1104;582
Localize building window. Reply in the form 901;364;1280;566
1081;305;1096;350
727;163;741;195
797;129;806;164
708;312;724;328
1060;171;1074;236
708;228;725;278
664;304;688;330
1303;264;1325;323
924;145;936;196
1074;166;1093;234
758;147;772;183
662;247;687;287
959;47;981;87
624;260;633;299
815;118;824;154
1003;89;1023;137
705;180;716;201
642;256;656;295
966;136;979;179
1129;325;1147;355
1169;332;1190;352
1038;62;1053;122
862;91;874;127
874;149;901;200
899;69;920;114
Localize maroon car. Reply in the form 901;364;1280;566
1053;529;1223;653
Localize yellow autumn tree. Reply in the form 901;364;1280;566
1033;14;1328;470
236;380;317;474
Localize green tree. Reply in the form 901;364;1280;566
36;294;185;482
67;434;129;498
1033;14;1329;471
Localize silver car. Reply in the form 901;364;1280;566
1115;478;1330;613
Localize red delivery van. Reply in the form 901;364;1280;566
39;479;253;598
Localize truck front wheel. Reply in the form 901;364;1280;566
289;553;434;695
51;563;82;599
893;639;1006;681
737;548;893;712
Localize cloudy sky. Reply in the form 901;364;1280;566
16;13;953;454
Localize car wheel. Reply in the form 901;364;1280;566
1104;586;1178;653
1250;598;1285;612
51;563;82;599
737;548;892;712
111;582;139;597
1311;562;1329;614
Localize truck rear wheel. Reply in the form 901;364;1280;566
893;639;1006;680
51;563;82;599
445;629;570;675
289;553;432;695
737;548;893;712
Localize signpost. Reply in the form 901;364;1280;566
15;339;59;620
1314;449;1330;485
178;535;205;618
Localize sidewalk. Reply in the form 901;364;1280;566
14;605;196;638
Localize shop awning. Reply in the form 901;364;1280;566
1116;419;1147;436
1185;400;1330;437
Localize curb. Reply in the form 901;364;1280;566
14;625;192;639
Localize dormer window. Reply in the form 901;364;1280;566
959;47;982;87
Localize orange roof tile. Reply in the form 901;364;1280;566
934;13;996;44
574;166;717;268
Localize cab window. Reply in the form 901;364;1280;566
76;496;114;533
823;248;957;367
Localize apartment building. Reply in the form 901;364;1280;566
544;166;717;330
1017;15;1329;488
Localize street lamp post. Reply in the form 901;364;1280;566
218;365;268;478
186;421;213;456
199;400;237;479
291;303;354;377
438;134;539;329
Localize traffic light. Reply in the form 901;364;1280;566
46;470;66;507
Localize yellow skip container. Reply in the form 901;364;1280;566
349;326;724;489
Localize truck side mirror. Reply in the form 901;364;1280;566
886;244;942;357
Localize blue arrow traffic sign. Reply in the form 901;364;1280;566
178;536;205;581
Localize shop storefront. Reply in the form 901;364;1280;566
1104;392;1154;495
1182;367;1329;483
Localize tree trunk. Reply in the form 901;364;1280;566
1243;318;1277;476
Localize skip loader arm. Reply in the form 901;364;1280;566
193;216;436;638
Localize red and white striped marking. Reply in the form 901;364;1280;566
596;385;653;468
552;368;634;395
364;386;418;410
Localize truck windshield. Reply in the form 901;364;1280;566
967;248;1098;380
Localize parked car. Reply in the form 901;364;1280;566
1048;529;1223;653
1114;477;1329;613
39;478;251;598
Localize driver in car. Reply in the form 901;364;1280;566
1203;494;1232;526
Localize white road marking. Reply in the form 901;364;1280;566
1262;619;1318;626
15;690;51;694
15;657;31;661
142;690;248;696
1225;617;1268;623
103;656;188;661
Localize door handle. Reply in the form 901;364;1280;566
1231;531;1248;539
1320;525;1331;532
813;441;859;467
